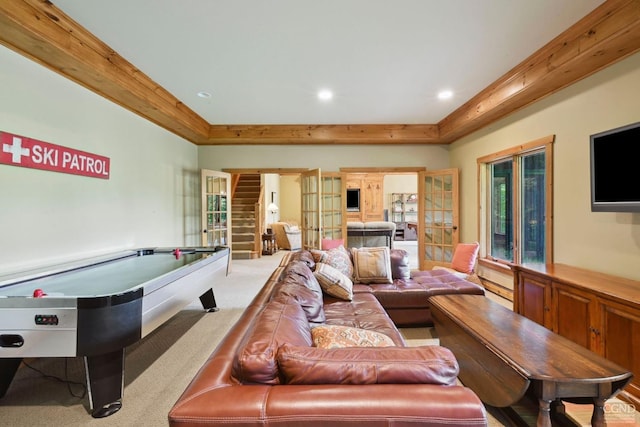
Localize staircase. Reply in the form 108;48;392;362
231;174;261;259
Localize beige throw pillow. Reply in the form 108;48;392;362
351;246;393;284
313;262;353;300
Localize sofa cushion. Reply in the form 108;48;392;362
351;246;393;284
314;262;353;301
311;325;394;349
390;249;411;280
273;281;325;323
364;221;396;230
277;344;459;386
289;250;316;269
232;298;312;385
281;260;323;297
322;293;406;346
432;265;468;279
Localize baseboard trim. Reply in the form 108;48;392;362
479;277;513;302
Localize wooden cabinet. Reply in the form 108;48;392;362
599;299;640;400
553;283;597;350
513;263;640;406
345;174;384;222
517;271;552;328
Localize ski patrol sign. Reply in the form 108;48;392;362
0;131;110;179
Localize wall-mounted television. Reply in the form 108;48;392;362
590;121;640;212
346;188;360;212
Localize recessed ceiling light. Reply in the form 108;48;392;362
437;90;453;100
197;91;212;99
317;89;333;101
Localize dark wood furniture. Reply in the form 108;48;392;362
430;294;632;427
512;263;640;406
346;225;394;249
261;232;277;255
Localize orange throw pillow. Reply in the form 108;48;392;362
451;242;479;274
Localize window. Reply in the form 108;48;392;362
478;136;554;265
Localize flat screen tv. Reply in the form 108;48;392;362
590;121;640;212
346;188;360;212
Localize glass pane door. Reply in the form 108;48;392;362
201;169;231;249
301;169;321;250
321;173;345;240
418;169;459;270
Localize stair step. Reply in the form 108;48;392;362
234;233;256;243
233;241;255;251
231;173;261;259
233;225;255;233
232;250;259;260
233;206;256;213
232;216;255;223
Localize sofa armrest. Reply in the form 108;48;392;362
170;382;487;426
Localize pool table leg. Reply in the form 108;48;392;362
84;349;124;418
0;358;22;397
199;288;219;312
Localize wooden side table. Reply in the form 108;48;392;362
262;232;277;255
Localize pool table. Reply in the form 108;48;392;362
0;246;230;417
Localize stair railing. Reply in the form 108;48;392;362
230;174;241;198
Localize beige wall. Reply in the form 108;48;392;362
450;52;640;281
263;173;280;224
0;46;199;274
279;175;302;223
198;144;450;172
383;174;418;215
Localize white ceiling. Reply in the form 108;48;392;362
53;0;604;126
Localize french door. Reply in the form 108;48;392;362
300;169;346;250
418;168;459;270
301;169;321;250
321;172;346;241
201;169;231;250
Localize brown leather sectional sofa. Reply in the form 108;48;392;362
169;249;488;427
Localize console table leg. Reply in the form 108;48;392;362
591;397;606;427
537;399;552;427
552;399;566;416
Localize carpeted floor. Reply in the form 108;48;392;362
1;250;637;426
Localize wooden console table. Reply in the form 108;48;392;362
512;263;640;406
430;294;632;427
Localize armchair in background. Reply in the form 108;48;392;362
271;221;302;250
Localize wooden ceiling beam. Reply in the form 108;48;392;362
0;1;639;146
207;124;440;145
0;0;211;144
438;0;640;143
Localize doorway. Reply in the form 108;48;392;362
384;173;418;269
